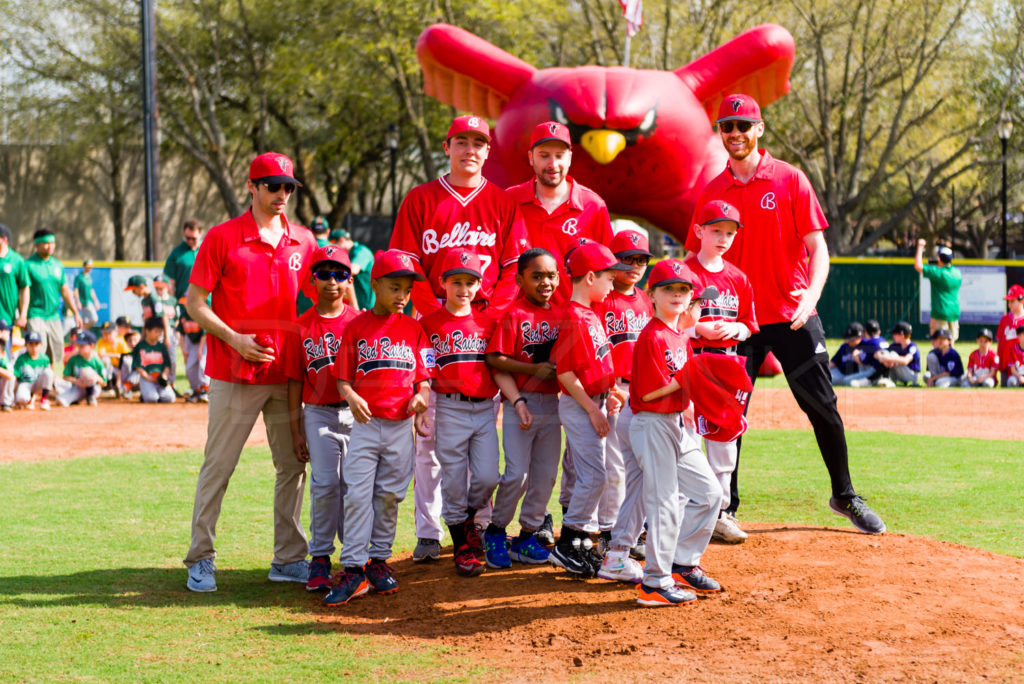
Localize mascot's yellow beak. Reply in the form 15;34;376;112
581;129;626;165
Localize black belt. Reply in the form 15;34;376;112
318;400;349;408
442;393;490;403
693;346;737;356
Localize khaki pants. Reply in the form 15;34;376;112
26;317;65;367
184;379;307;567
928;318;959;344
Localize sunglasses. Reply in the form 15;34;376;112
621;256;649;267
314;269;350;282
718;121;757;134
261;182;296;194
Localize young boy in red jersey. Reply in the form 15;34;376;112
486;248;563;565
961;328;999;388
593;230;653;583
1005;325;1024;387
420;249;529;577
324;250;433;606
998;285;1024;386
629;259;724;606
549;241;631;578
285;246;360;592
683;201;758;544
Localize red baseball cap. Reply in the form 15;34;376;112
309;244;352;272
696;200;743;228
371;249;426;282
446;115;491;143
529;121;572;149
440;248;483;279
566;242;632;278
609;229;652;258
249;152;302;186
646;259;698;289
1005;284;1024;300
682;353;752;443
715;94;762;124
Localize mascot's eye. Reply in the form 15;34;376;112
552;103;570;125
639;107;656;133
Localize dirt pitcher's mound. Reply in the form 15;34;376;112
312;525;1024;682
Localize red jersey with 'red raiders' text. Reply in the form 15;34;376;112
685;151;827;325
629;317;690;414
682;254;759;349
996;311;1024;370
552;301;615;396
595;288;652;380
285;305;360;405
333;311;433;421
189;210;316;384
506;177;613;306
967;348;998;373
389;176;529;316
486;297;561;394
419;307;497;398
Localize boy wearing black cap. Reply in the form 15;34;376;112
14;331;54;409
125;317;175;403
829;322;873;387
925;329;963;388
880;322;920;386
961;329;998;388
57;330;106;406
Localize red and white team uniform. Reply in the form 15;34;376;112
1004;341;1024;373
285;305;360;405
684;151;826;325
419;308;498;399
996;311;1024;374
486;298;562;395
629;318;690;414
333;311;433;420
967;349;999;377
596;288;652;381
389;177;529;315
552;301;616;397
189;211;316;384
507;177;614;305
682;255;758;351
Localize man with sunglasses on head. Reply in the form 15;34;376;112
507;121;614;306
183;153;317;592
684;94;886;536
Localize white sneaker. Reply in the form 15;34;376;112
596;551;643;583
712;512;748;544
848;378;871;388
874;377;895;388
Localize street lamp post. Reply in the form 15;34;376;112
386;123;399;225
997;112;1013;259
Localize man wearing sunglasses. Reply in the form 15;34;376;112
684;94;886;536
183;152;317;592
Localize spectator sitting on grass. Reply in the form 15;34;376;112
925;328;963;388
877;321;920;386
829;322;873;387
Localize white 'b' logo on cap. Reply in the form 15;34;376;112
288;253;302;271
760;192;776;210
468;117;480;127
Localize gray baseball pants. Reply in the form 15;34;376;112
137;376;175;403
598;380;629;530
558;445;575;510
304;403;353;558
0;376;12;406
559;392;608;533
183;334;209;393
630;411;721;590
704;438;738;513
338;415;415;567
184;380;307;567
490;392;561;531
436;394;500;525
15;369;55;404
607;403;645;550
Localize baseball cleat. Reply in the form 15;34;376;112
597;553;643;583
829;495;886;534
483;531;511;569
323;571;369;606
549;536;595;578
629;528;647;561
509;534;550;564
412;538;442;562
465;523;485;561
305;556;332;592
454;544;486;577
364;559;399;595
535;513;555;547
637;583;697;607
712;511;748;544
672;564;722;594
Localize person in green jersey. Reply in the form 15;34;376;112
0;320;13;411
0;224;30;330
163;219;208;398
127;316;175;403
330;229;375;310
25;229;81;367
73;259;102;328
13;330;55;410
915;239;963;343
57;330;106;407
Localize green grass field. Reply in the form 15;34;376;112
0;430;1020;681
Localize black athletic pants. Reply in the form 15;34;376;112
731;315;857;513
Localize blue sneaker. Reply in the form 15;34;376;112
509;534;550;564
483;531;511;568
323;571;369;606
268;559;309;583
187;558;217;592
364;559;398;595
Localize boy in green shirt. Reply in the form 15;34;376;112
127;316;175;403
57;330;106;407
14;331;55;410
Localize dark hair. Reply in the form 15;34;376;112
33;228;54;241
865;319;881;335
183;219;203;232
143;316;163;331
0;224;11;242
517;247;556;274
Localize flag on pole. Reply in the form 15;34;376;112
619;0;643;37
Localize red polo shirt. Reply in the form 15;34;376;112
685;151;827;325
189;210;316;384
507;177;613;306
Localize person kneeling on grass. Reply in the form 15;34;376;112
13;331;54;410
124;317;176;403
57;330;106;407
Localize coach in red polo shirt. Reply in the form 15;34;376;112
507;121;614;305
685;94;885;536
183;152;317;592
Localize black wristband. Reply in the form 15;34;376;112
513;397;528;407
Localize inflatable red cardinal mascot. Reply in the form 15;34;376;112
417;23;794;243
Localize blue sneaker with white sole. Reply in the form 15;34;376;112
510;534;550;564
187;558;217;592
268;559;309;583
483;531;511;568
